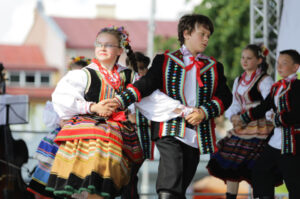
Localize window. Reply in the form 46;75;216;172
40;74;50;85
7;71;52;87
25;73;35;85
10;73;20;83
8;72;20;85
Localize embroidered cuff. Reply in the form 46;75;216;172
212;97;225;114
199;99;223;120
272;113;283;127
115;84;141;109
114;95;125;109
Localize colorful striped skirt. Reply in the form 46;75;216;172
45;115;144;198
206;134;266;185
27;128;60;198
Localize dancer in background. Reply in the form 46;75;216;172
122;51;151;199
206;44;276;199
126;51;150;82
27;56;91;199
46;26;143;199
239;49;300;199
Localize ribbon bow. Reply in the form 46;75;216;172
272;79;287;96
185;57;205;87
107;111;126;122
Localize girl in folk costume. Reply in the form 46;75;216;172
45;26;143;199
207;44;278;199
27;56;91;199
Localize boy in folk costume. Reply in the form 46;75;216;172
113;14;232;198
238;50;300;199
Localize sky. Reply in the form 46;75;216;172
0;0;202;44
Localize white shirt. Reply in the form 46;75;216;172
52;63;127;120
174;45;201;148
225;72;274;121
134;46;199;148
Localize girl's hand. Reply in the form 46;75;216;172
185;108;205;126
231;114;243;128
90;99;119;117
128;113;136;124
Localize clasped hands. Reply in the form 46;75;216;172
89;98;120;117
185;108;206;126
230;114;245;130
90;99;206;126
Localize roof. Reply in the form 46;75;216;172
0;45;57;71
52;17;178;51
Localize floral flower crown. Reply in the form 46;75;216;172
100;26;130;49
69;56;91;68
259;44;269;57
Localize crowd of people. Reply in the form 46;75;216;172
26;13;300;199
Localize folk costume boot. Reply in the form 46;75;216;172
226;192;237;199
158;191;180;199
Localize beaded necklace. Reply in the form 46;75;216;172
92;58;121;90
240;70;257;86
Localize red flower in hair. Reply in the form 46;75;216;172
263;48;269;56
261;45;269;57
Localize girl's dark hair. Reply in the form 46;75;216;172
280;49;300;64
126;52;150;72
244;44;269;73
97;27;137;70
178;14;214;46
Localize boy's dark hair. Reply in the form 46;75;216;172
280;49;300;64
126;52;150;72
178;14;214;46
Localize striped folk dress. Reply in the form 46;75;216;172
46;63;143;198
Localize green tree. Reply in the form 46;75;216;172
154;35;179;54
194;0;250;87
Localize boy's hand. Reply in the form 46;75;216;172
90;99;119;117
185;108;205;126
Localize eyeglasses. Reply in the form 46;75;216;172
94;42;120;49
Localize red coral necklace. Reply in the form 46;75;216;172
92;58;121;90
240;70;256;86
